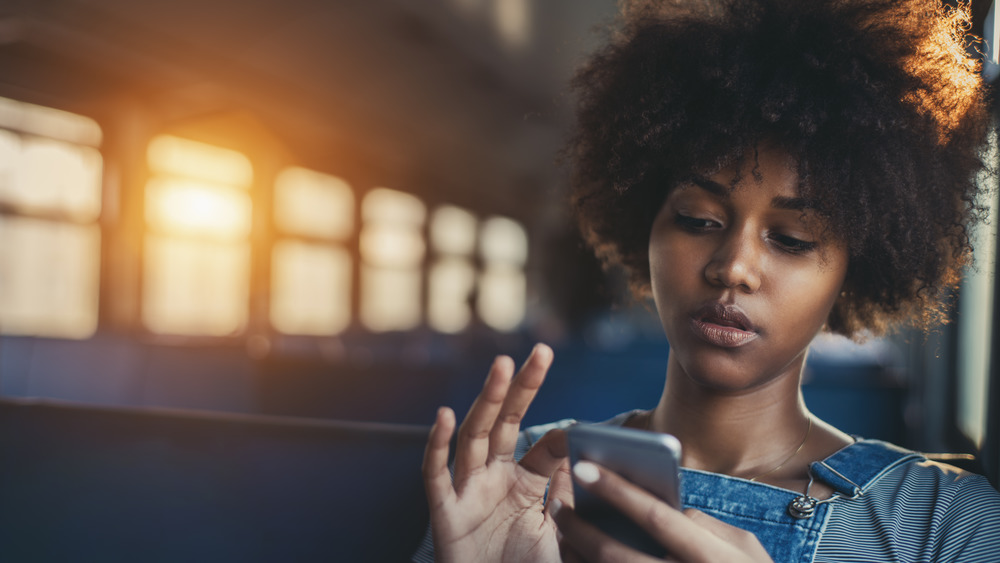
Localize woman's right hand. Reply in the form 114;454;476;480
422;343;572;563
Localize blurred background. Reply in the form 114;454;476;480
0;0;997;561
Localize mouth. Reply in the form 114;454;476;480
689;303;759;348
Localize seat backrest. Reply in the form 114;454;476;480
0;399;430;562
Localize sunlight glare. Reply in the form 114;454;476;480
362;188;425;226
146;178;252;239
0;95;102;146
147;135;252;188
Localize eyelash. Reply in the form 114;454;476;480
770;234;817;254
674;214;717;231
673;214;818;254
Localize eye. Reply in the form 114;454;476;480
674;214;720;231
770;233;817;254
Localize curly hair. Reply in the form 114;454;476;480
568;0;991;338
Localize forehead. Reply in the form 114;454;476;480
680;147;813;211
708;146;800;194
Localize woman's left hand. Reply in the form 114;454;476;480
551;461;774;562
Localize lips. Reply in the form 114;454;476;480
690;303;759;348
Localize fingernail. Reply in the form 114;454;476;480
573;461;600;484
549;498;563;516
531;343;552;363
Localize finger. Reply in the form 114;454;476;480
684;509;773;559
684;508;747;544
489;343;554;460
559;539;586;563
421;406;457;511
520;428;570;483
547;456;575;510
550;498;660;563
452;355;515;482
572;461;713;562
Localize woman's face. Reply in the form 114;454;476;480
649;146;848;392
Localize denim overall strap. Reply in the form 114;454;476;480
808;439;924;497
680;441;923;563
680;469;830;563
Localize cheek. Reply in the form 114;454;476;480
649;234;705;307
650;234;687;283
770;261;847;331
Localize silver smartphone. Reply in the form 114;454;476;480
566;423;683;557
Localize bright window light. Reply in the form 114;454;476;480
478;265;526;332
360;266;422;332
428;258;477;333
0;217;99;338
274;167;354;240
142;136;253;335
360;188;426;332
145;178;252;240
271;241;352;335
430;205;477;256
362;188;425;226
0;96;102;146
476;215;528;331
492;0;531;48
480;216;528;265
0;96;103;340
0;131;103;221
147;135;252;188
360;226;426;268
143;235;250;335
957;127;999;447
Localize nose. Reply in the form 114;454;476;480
704;227;762;293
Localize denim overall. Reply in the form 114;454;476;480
680;439;923;563
519;416;925;563
414;421;930;563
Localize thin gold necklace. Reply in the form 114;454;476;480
748;417;812;482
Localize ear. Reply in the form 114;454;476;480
825;279;856;336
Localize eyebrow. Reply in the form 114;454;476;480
689;177;816;211
771;195;816;211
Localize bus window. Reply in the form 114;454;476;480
0;97;102;339
142;135;253;336
428;205;478;333
271;167;354;336
478;216;527;332
956;126;999;448
359;188;426;332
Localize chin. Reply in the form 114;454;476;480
677;346;794;394
678;356;758;391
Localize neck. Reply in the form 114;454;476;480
649;353;812;479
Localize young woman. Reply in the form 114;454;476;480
416;0;1000;561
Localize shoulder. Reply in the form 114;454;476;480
856;440;999;508
882;455;1000;523
818;440;1000;562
